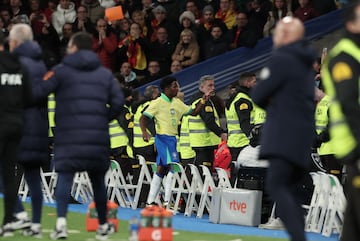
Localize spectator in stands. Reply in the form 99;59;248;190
202;24;230;60
230;11;261;49
247;0;270;38
114;17;131;67
118;22;150;80
170;59;182;73
149;5;179;43
99;0;115;9
119;61;137;86
185;0;201;24
293;0;319;22
92;18;118;71
132;10;149;39
9;0;28;20
141;76;210;207
43;0;58;23
215;0;237;30
0;15;6;35
179;10;197;34
172;29;199;68
72;5;95;34
82;0;105;25
188;75;227;174
145;60;161;83
28;0;46;36
60;22;74;58
31;12;60;69
197;5;228;46
0;8;12;29
251;17;316;241
263;0;293;37
140;0;155;23
10;23;49;238
149;27;176;76
51;0;76;40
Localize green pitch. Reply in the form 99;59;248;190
0;202;286;241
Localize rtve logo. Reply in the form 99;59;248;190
229;200;247;213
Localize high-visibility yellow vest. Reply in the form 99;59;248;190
188;98;221;147
179;115;196;159
133;101;155;148
321;38;358;160
48;93;56;137
315;95;333;155
109;119;128;149
225;92;266;148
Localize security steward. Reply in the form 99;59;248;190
313;87;343;180
188;75;227;174
109;87;134;182
131;85;159;207
321;3;360;240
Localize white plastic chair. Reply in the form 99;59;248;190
167;162;192;215
215;167;233;188
196;165;215;218
71;171;94;203
105;160;134;208
131;155;158;209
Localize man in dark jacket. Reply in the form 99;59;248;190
0;30;31;237
9;23;49;238
33;32;124;240
251;17;316;241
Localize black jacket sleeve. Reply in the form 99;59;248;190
234;97;253;136
329;53;360;149
199;100;225;137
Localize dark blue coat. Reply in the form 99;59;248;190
35;50;124;172
14;41;49;166
251;40;316;168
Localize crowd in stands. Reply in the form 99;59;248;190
0;0;339;89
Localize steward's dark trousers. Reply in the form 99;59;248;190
0;126;22;225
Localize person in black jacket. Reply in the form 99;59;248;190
251;17;316;241
0;30;31;237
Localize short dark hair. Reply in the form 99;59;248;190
160;76;177;91
343;1;360;24
70;32;92;50
239;72;256;85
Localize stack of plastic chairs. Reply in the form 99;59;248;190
304;172;346;238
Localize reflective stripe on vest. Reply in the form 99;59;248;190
109;119;128;148
188;98;220;147
321;38;358;159
315;95;333;155
179;115;195;159
133;101;154;148
48;93;56;137
225;92;253;148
